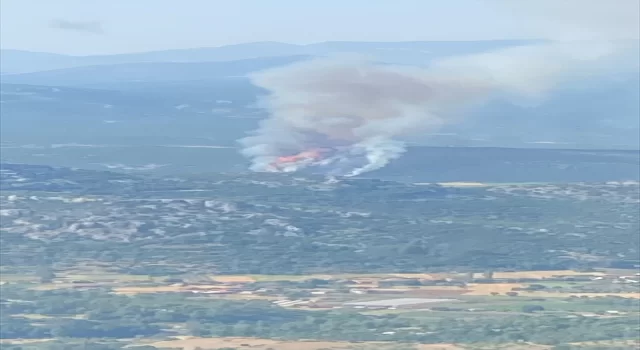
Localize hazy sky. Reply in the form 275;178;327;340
1;0;637;56
1;0;528;55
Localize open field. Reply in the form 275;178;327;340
461;283;524;295
490;270;605;279
387;283;640;299
516;291;640;299
112;285;233;295
148;336;466;350
0;339;55;345
204;270;606;283
569;339;640;347
9;268;639;300
146;337;558;350
210;275;257;283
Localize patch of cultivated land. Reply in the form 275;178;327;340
14;269;640;300
461;283;526;295
148;337;465;350
112;285;231;295
248;274;337;282
146;337;556;350
0;339;55;345
209;275;257;283
516;291;640;298
489;270;605;279
215;270;604;282
3;266;639;348
569;339;640;347
380;283;640;298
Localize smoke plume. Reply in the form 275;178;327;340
240;1;639;176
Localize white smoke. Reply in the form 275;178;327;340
346;138;406;176
240;0;639;176
494;0;640;42
240;60;489;175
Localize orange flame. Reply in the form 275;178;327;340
276;149;323;164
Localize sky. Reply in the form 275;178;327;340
1;0;637;56
1;0;528;55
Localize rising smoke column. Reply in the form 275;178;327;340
240;0;639;176
240;59;490;175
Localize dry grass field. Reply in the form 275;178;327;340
0;338;55;345
569;339;640;347
112;285;233;295
148;337;466;350
210;275;257;283
389;273;445;280
23;268;640;300
464;283;525;295
517;291;640;299
490;270;604;279
147;337;558;350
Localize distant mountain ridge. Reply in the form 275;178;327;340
0;55;312;86
1;40;540;74
1;40;638;151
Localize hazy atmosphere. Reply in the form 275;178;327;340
2;0;532;54
5;0;638;55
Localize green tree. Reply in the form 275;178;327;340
522;305;545;313
36;265;56;283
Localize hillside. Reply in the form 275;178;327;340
2;162;638;274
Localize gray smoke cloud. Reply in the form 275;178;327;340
240;59;490;175
495;0;639;41
240;0;639;176
49;19;104;35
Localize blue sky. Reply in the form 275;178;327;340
0;0;528;55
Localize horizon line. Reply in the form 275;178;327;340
0;38;547;57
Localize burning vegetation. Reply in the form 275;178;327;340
268;149;328;172
239;1;638;177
